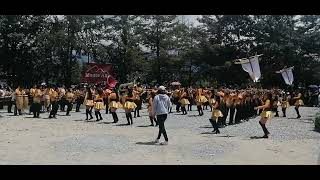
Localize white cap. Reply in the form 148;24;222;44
158;86;166;91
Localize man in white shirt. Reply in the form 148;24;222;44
152;86;172;145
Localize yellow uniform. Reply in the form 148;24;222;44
15;88;24;110
108;92;122;109
294;93;304;106
33;89;42;103
65;92;74;103
211;100;223;120
179;92;190;106
94;94;105;110
196;88;208;104
123;96;137;110
281;100;290;108
50;90;59;102
260;99;273;119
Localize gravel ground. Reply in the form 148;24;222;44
0;105;319;164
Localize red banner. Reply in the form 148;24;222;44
82;63;117;89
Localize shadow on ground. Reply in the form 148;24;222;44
199;126;212;128
188;115;199;117
136;125;154;127
136;141;157;145
115;123;131;126
249;136;266;139
97;122;114;124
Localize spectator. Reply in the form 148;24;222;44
152;86;172;145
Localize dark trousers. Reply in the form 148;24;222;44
75;98;82;112
156;114;168;141
176;103;181;112
104;98;109;114
111;112;119;123
32;103;41;118
235;106;241;123
7;101;13;113
229;106;235;124
66;101;73;115
49;101;59;117
60;98;66;111
282;108;286;117
222;106;229;125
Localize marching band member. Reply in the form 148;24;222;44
209;90;216;112
83;86;94;120
234;92;243;124
49;87;60;119
32;86;42;118
179;88;190;115
59;86;66;112
14;86;24;116
228;92;236;125
29;85;36;115
123;88;137;125
254;93;273;138
293;90;303;118
195;88;207;116
281;94;290;117
133;85;143;118
74;88;84;112
187;88;194;111
108;89;121;123
147;90;157;126
65;88;75;116
173;88;181;112
6;87;14;113
272;94;280;117
44;87;51;112
103;88;112;114
94;88;105;121
209;93;223;134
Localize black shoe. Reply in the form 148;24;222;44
283;115;286;117
214;130;220;134
262;135;269;138
126;123;130;125
100;118;103;120
150;124;154;126
297;115;301;119
96;119;101;122
212;130;216;133
85;118;88;120
229;122;233;125
90;117;93;120
49;116;53;119
137;115;141;117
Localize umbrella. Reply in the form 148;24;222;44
308;85;318;89
170;81;181;86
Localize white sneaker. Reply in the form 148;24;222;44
160;141;168;145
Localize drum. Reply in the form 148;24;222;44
23;95;29;109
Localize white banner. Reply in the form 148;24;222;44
241;56;261;82
278;67;294;85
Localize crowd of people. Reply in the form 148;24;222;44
0;82;313;144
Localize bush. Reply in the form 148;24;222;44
315;113;320;132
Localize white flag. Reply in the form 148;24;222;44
241;56;261;82
279;67;294;85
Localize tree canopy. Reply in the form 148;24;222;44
0;15;319;88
